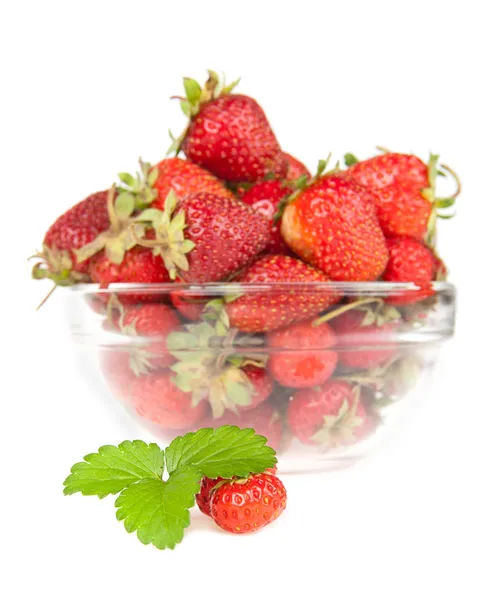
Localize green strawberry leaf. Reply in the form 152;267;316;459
63;441;165;499
344;153;359;166
115;467;201;550
165;425;277;478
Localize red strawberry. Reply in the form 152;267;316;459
345;152;459;241
89;247;171;304
196;476;224;517
170;291;209;321
150;157;234;209
172;72;287;183
32;190;110;286
239;366;273;411
283;152;311;183
345;152;428;190
210;472;287;534
108;303;181;369
288;381;370;447
196;465;279;518
383;236;437;305
226;254;340;332
130;371;207;429
268;320;338;388
281;175;389;281
331;305;400;369
176;192;270;283
199;402;284;451
240;180;292;254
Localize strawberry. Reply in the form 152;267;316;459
210;472;287;534
240;180;292;254
31;190;110;286
170;72;287;183
226;254;340;332
88;246;171;304
383;236;437;305
196;476;225;517
345;152;428;190
268;320;338;388
283;152;311;183
130;371;208;429
150;157;234;208
107;301;181;369
330;304;400;369
281;175;389;281
170;291;209;321
288;381;370;447
199;403;285;451
344;152;459;241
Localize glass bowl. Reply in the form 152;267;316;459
64;281;455;473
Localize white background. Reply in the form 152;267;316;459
2;1;494;598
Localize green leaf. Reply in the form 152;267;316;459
344;153;359;166
115;191;136;219
183;78;202;106
115;467;201;550
63;441;165;499
165;425;277;479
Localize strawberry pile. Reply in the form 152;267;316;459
32;70;459;456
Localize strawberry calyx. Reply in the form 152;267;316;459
167;312;267;419
168;70;240;156
75;186;147;266
30;245;89;286
423;154;460;245
310;386;365;447
313;297;388;327
117;159;159;211
130;190;195;280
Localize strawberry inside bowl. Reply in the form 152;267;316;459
63;280;456;473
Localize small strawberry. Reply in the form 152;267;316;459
130;371;208;429
116;157;234;212
88;246;171;304
31;190;110;286
344;152;459;242
199;403;285;451
135;191;271;284
170;71;287;183
100;350;138;400
383;236;437;305
170;291;210;321
330;303;400;369
240;180;292;254
226;254;340;332
283;152;311;183
268;320;338;388
288;381;370;447
281;175;389;281
106;300;181;369
196;468;279;518
210;472;287;534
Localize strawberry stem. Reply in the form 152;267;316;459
313;297;384;327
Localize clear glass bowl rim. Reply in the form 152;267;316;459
67;281;456;297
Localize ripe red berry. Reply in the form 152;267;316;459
268;320;338;388
210;472;287;534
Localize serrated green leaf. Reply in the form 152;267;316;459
115;467;201;550
165;425;277;478
183;78;202;106
63;441;165;499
